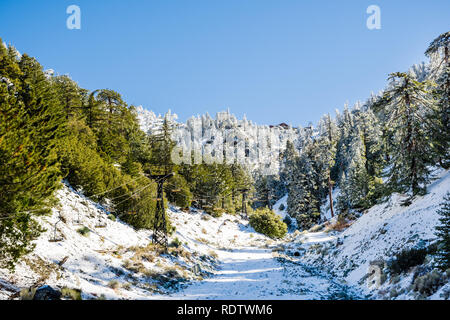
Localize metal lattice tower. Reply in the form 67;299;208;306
149;173;173;247
238;188;250;219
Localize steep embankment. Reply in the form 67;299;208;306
2;170;448;300
0;182;362;300
281;169;450;300
0;183;221;300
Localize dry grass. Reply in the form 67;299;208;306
168;246;192;259
123;259;147;274
208;250;218;259
128;243;167;264
325;218;352;232
271;246;285;253
196;237;210;245
22;256;60;283
107;280;120;290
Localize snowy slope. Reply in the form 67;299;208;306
286;169;450;300
0;182;361;300
0;183;223;300
2;170;448;300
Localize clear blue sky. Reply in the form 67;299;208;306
1;1;449;126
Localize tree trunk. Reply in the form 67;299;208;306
328;173;334;218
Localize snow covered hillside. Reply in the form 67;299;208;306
1;171;448;300
0;182;362;300
0;183;223;300
283;169;450;300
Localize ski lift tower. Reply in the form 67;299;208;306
148;172;174;247
238;188;250;219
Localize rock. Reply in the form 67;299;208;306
293;251;300;257
33;285;61;300
192;264;202;275
367;260;387;289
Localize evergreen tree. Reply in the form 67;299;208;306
148;115;175;174
425;32;450;169
0;49;65;269
354;107;384;177
333;105;355;184
337;106;385;212
429;63;450;169
435;192;450;271
425;31;450;67
230;163;253;213
317;113;338;218
337;129;383;212
165;173;192;208
52;75;83;120
86;89;132;164
253;174;285;210
286;145;322;230
376;72;436;196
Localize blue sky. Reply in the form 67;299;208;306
1;1;449;126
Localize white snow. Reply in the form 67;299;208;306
2;169;448;300
291;169;450;299
0;182;359;300
273;195;288;219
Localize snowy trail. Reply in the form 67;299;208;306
0;185;364;300
168;244;362;300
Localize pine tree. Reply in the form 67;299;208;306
377;72;435;196
425;32;450;169
165;173;192;208
354;107;384;177
425;31;450;67
317;114;338;218
0;49;65;269
52;75;83;120
435;192;450;271
337;128;382;212
337;105;385;212
86;89;132;164
231;163;253;212
334;105;355;184
287;150;321;229
148;115;175;174
280;140;298;186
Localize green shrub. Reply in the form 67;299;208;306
209;207;224;218
107;214;116;221
388;247;428;275
249;207;287;239
77;226;90;236
413;269;447;296
169;237;182;248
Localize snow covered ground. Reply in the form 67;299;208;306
286;169;450;300
0;182;360;300
0;183;222;300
